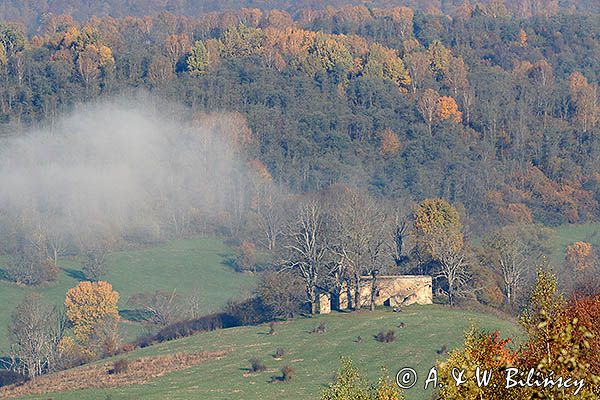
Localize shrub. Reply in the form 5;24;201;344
0;370;26;387
311;322;326;334
109;359;129;375
281;365;294;382
234;241;257;272
375;330;396;343
257;270;305;318
249;358;266;373
120;343;136;353
6;234;58;286
225;297;271;326
273;348;285;359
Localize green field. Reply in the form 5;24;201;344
551;223;600;264
15;305;522;400
0;237;257;352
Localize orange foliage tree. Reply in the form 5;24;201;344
436;95;462;123
65;281;120;341
438;329;518;399
565;241;595;272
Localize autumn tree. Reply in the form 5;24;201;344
81;243;109;281
565;241;595;273
436;96;462;123
438;329;518;400
234;241;257;272
164;33;190;66
414;198;467;305
362;43;410;89
427;40;450;79
221;24;265;58
147;56;173;84
322;357;405;400
310;33;353;73
7;229;58;286
64;281;120;342
443;56;469;97
327;188;391;311
405;51;432;93
520;268;600;398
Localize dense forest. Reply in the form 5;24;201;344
2;2;600;229
2;0;600;30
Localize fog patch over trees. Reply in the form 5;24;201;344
0;95;255;253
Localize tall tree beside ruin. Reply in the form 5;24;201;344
280;198;329;314
328;189;391;311
414;198;467;305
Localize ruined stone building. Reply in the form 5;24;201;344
317;275;433;314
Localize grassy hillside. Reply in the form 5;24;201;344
13;306;523;400
0;237;256;352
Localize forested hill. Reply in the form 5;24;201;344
1;0;599;30
1;4;600;228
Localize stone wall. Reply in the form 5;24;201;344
335;275;432;311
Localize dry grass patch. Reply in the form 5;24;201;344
0;349;230;398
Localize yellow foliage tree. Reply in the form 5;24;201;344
414;198;462;239
65;281;119;342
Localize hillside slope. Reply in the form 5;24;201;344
0;237;256;352
8;306;522;400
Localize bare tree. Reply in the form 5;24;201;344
417;89;440;135
82;244;109;281
485;233;531;307
9;294;66;379
7;228;57;286
186;287;203;320
428;231;471;306
328;190;392;311
280;198;329;314
127;289;183;328
391;209;411;268
254;185;288;251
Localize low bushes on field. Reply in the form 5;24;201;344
375;330;396;343
248;358;266;373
